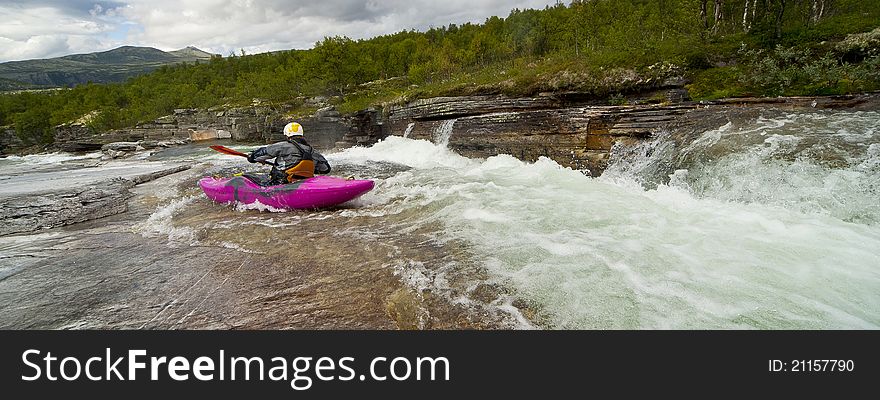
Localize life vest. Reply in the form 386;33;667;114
284;140;315;181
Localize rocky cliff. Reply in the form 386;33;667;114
54;105;353;152
40;90;880;177
384;93;880;176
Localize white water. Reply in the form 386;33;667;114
330;111;880;329
134;195;199;245
603;111;880;225
433;119;456;146
0;152;104;187
0;151;102;164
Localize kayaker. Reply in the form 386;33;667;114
245;122;331;186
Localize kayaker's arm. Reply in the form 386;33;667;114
247;146;274;164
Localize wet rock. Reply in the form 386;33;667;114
512;298;529;309
0;156;518;329
466;283;497;304
189;128;219;141
0;165;190;236
0;179;134;236
385;288;430;330
391;103;691;175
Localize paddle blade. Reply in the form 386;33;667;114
209;145;248;158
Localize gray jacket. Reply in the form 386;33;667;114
250;138;331;174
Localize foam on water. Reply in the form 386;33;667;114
605;110;880;225
329;114;880;329
0;152;102;164
134;195;199;245
234;200;290;213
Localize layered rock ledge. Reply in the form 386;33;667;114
51;105;355;153
384;93;880;175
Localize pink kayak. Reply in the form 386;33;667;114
198;176;374;209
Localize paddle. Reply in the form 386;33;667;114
209;145;276;166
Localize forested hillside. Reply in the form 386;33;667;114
1;0;878;147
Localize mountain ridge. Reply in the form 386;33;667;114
0;46;217;89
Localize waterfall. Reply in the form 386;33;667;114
403;122;414;139
433;119;457;147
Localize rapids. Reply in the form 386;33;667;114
327;109;880;329
1;110;878;329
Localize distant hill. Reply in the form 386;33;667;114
0;46;217;90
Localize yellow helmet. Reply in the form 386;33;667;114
283;122;304;137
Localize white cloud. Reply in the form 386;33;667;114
0;35;69;61
0;0;559;62
0;5;118;61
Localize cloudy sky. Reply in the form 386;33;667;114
0;0;560;62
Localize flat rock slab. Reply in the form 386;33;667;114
0;162;190;236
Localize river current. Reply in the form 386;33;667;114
2;109;878;329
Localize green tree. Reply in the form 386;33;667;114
13;107;53;145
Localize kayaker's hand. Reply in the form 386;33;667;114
246;152;257;163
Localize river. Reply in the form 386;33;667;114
1;109;878;329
